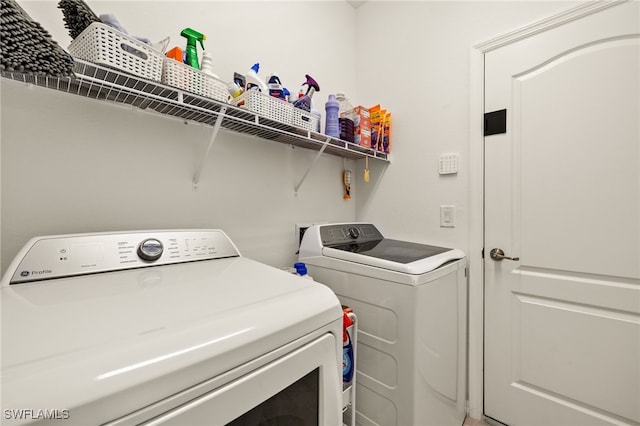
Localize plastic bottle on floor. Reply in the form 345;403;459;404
294;262;314;280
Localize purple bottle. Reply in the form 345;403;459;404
325;94;340;139
292;74;320;112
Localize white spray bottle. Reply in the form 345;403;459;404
244;63;268;93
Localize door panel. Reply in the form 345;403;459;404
484;2;640;425
515;293;639;421
517;36;639;279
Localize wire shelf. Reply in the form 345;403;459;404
1;59;389;162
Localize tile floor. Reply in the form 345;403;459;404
464;416;492;426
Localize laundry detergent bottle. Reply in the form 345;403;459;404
325;94;340;138
294;262;313;280
343;311;354;385
200;50;218;78
245;63;268;93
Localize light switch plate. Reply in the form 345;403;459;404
440;205;456;227
439;153;459;175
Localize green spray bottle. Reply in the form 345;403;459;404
180;28;206;70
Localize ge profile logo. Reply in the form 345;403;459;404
20;271;30;277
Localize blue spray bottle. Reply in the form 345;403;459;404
292;74;320;112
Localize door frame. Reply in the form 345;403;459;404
467;0;626;420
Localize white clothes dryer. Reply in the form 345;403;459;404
1;229;343;425
298;223;468;426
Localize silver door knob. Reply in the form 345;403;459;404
490;248;520;261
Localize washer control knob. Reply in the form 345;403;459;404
137;238;164;261
348;227;360;239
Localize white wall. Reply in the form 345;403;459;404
352;0;579;418
1;1;360;273
354;0;578;250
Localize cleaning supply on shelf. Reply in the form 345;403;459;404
373;108;387;151
233;72;246;90
245;63;268;92
200;50;218;78
370;104;382;150
226;81;243;99
165;46;183;62
343;169;352;199
180;28;205;69
336;93;355;143
267;74;285;99
228;73;246;99
292;74;320;112
377;109;387;151
383;111;392;153
342;308;355;386
353;105;372;148
325;94;340;139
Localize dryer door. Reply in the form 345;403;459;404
112;333;341;426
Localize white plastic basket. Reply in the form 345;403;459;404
68;22;164;81
162;59;229;103
233;91;318;131
234;91;292;125
292;108;319;132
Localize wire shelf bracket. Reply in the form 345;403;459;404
294;136;331;194
192;105;227;191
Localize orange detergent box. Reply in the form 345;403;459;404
382;111;391;153
353;106;371;148
369;104;382;150
369;104;391;153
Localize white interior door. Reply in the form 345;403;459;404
484;2;640;425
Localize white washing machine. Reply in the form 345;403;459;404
298;223;468;426
1;229;343;425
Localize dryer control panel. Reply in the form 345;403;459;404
5;230;240;285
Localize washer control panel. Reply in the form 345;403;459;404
7;230;240;284
319;223;384;246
